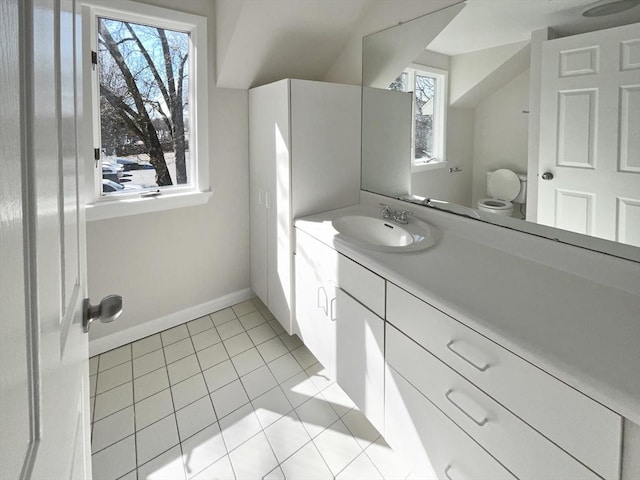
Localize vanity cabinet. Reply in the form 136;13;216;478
249;79;360;332
294;229;385;432
292;215;629;480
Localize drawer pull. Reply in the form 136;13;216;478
446;340;490;372
445;389;489;427
444;464;469;480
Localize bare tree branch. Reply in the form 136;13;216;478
100;84;144;139
124;23;172;109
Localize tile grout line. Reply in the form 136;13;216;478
221;302;286;474
237;303;342;475
184;313;235;480
128;343;138;477
363;442;393;480
309;416;365;479
157;326;188;480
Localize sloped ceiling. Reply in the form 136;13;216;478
215;0;462;89
215;0;372;89
215;0;640;90
430;0;640;55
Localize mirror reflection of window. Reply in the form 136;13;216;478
388;66;447;169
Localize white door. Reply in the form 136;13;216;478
1;1;92;478
537;23;640;246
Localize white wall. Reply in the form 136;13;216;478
471;69;530;212
411;107;474;206
361;3;464;88
324;0;461;85
450;40;529;107
87;0;251;353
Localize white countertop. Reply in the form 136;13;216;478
295;203;640;424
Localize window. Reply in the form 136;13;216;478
389;65;447;170
83;0;209;220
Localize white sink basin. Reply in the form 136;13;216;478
332;214;437;252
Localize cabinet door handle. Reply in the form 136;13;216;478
258;187;264;205
444;464;469;480
445;389;489;427
329;297;337;321
446;340;490;372
317;286;327;316
265;191;271;209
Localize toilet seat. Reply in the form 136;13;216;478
476;197;514;216
487;169;521;201
477;169;520;216
477;198;512;210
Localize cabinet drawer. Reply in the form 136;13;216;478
386;364;517;480
387;283;621;480
296;229;385;317
388;325;601;480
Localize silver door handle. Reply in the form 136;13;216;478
83;295;123;333
541;172;554;180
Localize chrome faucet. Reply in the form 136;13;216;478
380;203;393;219
380;203;413;225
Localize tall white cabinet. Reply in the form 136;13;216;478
249;79;361;333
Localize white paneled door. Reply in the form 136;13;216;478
538;23;640;246
0;0;91;479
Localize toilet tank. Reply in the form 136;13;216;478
514;173;527;204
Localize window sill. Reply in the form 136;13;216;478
86;190;212;222
411;161;447;173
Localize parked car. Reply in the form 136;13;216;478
115;158;155;171
102;179;144;194
101;163;123;182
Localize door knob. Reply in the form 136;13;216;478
541;172;554;180
83;295;123;333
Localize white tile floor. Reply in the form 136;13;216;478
89;297;412;480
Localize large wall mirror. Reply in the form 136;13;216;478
362;0;640;261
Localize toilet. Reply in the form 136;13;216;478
477;169;527;216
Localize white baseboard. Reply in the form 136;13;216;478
89;288;254;356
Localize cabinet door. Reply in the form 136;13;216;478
249;162;268;303
294;248;336;377
265;82;292;332
249;80;292;332
249;87;270;304
335;288;385;434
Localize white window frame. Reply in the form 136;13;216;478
82;0;210;221
405;64;448;173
